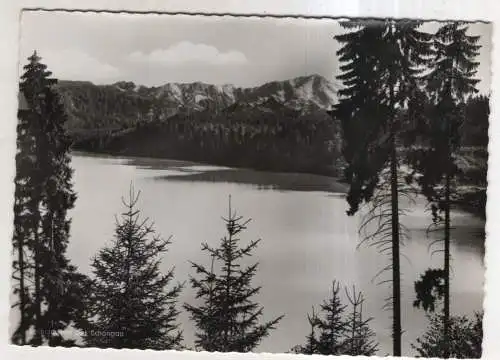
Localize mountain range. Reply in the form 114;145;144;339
56;74;340;132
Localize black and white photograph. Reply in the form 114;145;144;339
9;10;490;358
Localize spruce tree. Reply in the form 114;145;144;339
334;19;432;356
408;23;481;358
184;197;283;352
315;281;347;355
290;308;319;355
12;90;35;345
86;185;183;350
38;74;86;346
292;282;378;356
12;51;87;346
342;286;378;356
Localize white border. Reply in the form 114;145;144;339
1;1;498;360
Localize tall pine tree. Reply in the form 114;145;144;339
184;197;283;352
12;89;35;345
334;19;432;356
86;185;183;350
12;51;87;346
409;22;481;358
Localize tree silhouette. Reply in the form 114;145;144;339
334;19;432;355
86;185;183;350
184;196;283;352
292;281;378;356
12;51;88;346
408;23;481;358
290;308;320;355
412;312;483;358
342;286;379;356
315;281;347;355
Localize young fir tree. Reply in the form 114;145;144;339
86;185;183;350
334;19;432;356
412;312;483;358
184;197;283;352
292;282;378;356
12;51;87;346
315;281;347;355
290;308;319;355
408;23;481;358
342;286;379;356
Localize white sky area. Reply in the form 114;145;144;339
19;11;492;93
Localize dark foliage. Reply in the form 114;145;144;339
334;19;433;356
407;22;481;358
71;100;343;177
12;51;89;346
463;95;490;147
334;19;432;214
407;22;481;222
412;313;483;358
413;269;445;313
56;80;160;131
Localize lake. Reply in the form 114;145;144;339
68;153;485;355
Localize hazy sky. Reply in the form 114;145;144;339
19;11;492;93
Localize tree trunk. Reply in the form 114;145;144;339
390;133;402;356
17;233;26;344
351;302;357;353
389;67;402;355
207;255;216;350
46;215;55;346
223;242;232;351
33;210;42;346
444;155;451;358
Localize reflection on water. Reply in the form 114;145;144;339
68;154;485;356
153;168;349;193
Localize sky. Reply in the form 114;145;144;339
19;11;492;93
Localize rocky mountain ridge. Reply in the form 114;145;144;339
56;74;340;131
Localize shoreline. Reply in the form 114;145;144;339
71;148;346;182
72;149;486;220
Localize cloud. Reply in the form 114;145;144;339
127;41;248;66
28;49;120;83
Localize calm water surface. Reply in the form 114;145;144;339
68;153;485;355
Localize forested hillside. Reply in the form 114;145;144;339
56;74;339;132
57;75;345;176
54;76;488;183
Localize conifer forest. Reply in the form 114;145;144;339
11;14;489;358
